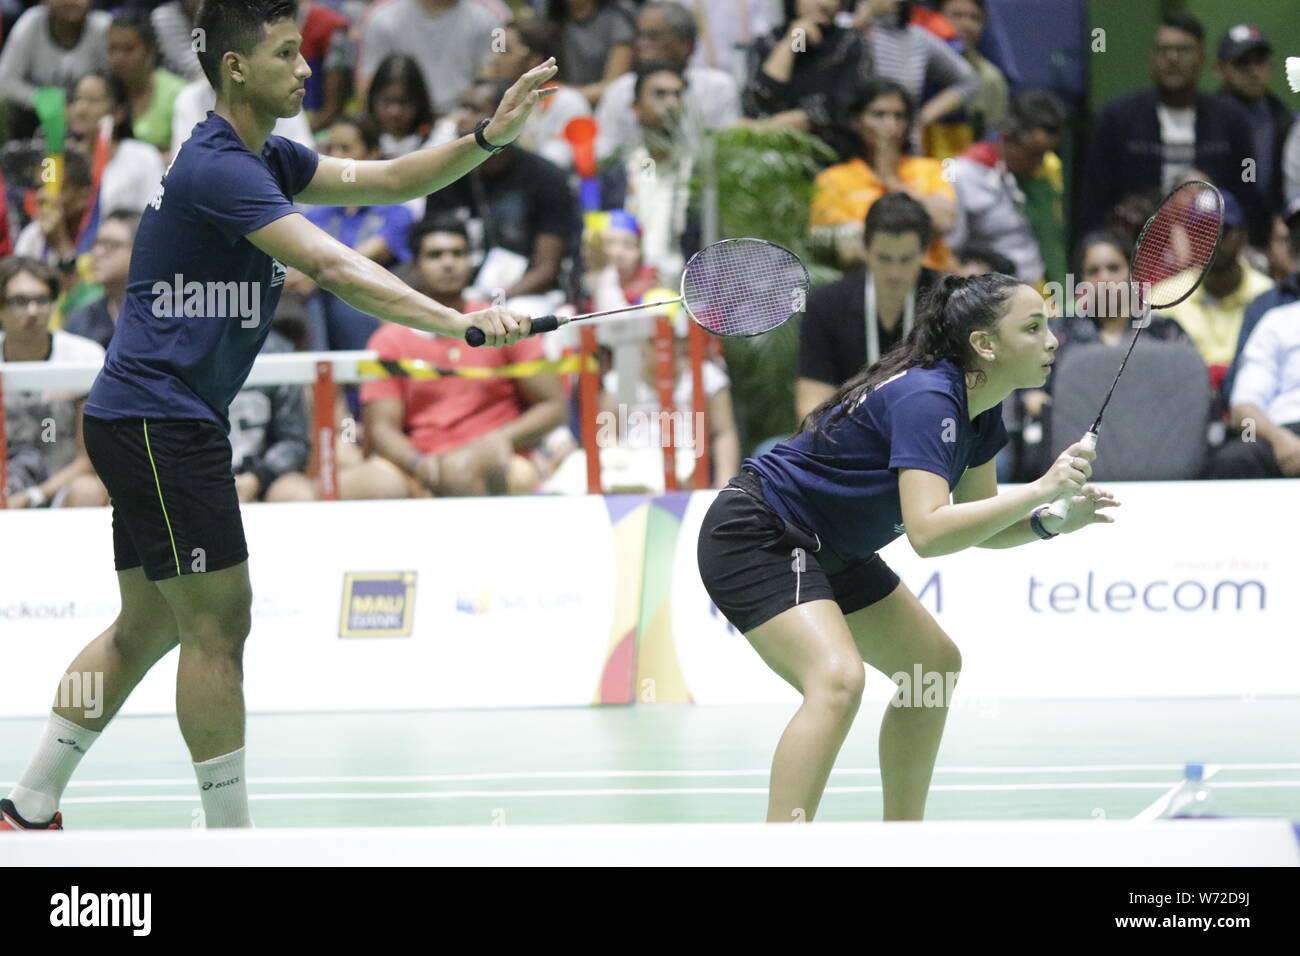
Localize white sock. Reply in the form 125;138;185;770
8;711;101;823
194;747;253;828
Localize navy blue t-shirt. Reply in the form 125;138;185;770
86;113;320;432
746;359;1008;561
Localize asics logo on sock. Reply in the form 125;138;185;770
201;776;240;791
57;737;86;755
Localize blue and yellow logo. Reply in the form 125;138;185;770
339;572;417;637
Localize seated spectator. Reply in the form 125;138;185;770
364;54;437;159
228;330;315;503
150;0;204;82
576;210;740;491
1154;191;1273;405
810;77;956;272
282;114;415;352
598;62;701;280
669;0;770;78
1214;24;1293;218
855;0;977;154
480;18;591;170
424;79;581;298
0;256;107;509
352;219;569;498
1260;213;1297;285
796;193;939;420
106;11;186;154
0;0;111;124
358;0;502;115
937;0;1008;145
1285;121;1300;208
594;2;740;162
66;72;167;216
954;244;1017;278
1224;201;1300;405
741;0;874;159
546;0;637;107
12;150;94;285
298;0;355;132
62;210;139;349
1026;230;1192;425
171;74;316;155
948;90;1067;288
1206;300;1300;479
1079;11;1265;244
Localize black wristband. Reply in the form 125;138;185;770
1029;506;1059;540
473;118;506;154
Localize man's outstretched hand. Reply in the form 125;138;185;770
483;57;560;147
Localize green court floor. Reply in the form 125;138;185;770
2;698;1297;829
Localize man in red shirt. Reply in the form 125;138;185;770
351;217;567;497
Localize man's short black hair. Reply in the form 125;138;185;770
0;257;60;304
195;0;300;92
1004;89;1064;139
957;245;1017;278
410;217;470;255
1159;11;1204;44
633;60;685;101
863;192;933;250
640;2;697;46
61;149;92;191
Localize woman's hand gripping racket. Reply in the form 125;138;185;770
464;238;810;347
1044;180;1225;524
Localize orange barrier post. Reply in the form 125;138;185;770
687;319;710;489
311;361;338;501
653;315;678;492
579;326;601;494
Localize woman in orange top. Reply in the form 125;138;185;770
811;77;956;271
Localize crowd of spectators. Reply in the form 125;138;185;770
3;0;1299;514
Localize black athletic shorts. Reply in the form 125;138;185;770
697;469;900;633
83;414;247;581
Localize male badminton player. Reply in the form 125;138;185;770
1;0;556;830
698;273;1121;823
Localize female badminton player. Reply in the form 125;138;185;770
697;273;1120;823
2;0;555;831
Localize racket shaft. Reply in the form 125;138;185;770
465;298;684;347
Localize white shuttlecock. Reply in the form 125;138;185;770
1288;57;1300;93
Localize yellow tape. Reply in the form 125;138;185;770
356;353;596;381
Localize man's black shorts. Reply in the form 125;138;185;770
697;469;900;633
83;415;247;581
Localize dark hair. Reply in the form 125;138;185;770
109;9;160;53
330;113;381;154
801;273;1022;435
367;54;435;134
74;71;135;142
957;245;1017;278
60;148;92;191
846;77;915;162
102;208;143;235
195;0;299;92
640;2;697;46
863;192;933;250
410;216;471;255
633;60;685;100
0;256;61;303
512;18;563;65
1004;89;1064;139
1158;11;1204;45
465;76;513;107
1074;229;1133;274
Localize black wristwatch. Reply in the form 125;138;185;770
472;118;507;154
1029;506;1059;540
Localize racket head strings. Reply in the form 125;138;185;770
1131;181;1225;312
680;238;810;337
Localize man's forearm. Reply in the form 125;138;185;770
370;422;422;473
317;247;465;337
495;399;565;450
387;134;494;202
1231;403;1286;445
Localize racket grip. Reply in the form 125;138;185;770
1044;430;1099;522
465;315;561;348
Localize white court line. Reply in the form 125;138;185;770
53;780;1300;804
1132;764;1224;821
8;762;1300;789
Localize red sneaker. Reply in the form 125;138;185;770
0;798;63;830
